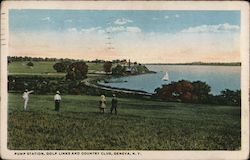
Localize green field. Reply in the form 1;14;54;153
8;61;58;74
8;93;240;150
87;63;105;72
8;61;105;74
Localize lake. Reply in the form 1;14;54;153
98;65;241;95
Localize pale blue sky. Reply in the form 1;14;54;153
10;10;240;33
9;10;241;63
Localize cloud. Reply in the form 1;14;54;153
10;28;240;63
41;17;51;21
105;26;141;33
67;25;141;35
68;27;103;34
111;31;239;63
106;26;126;32
126;26;141;33
175;14;180;18
68;28;77;33
67;28;77;32
181;23;240;33
81;27;102;33
114;18;133;25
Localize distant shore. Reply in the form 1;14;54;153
145;62;241;66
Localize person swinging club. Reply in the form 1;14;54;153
22;89;34;111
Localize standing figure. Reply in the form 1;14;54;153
54;91;61;111
22;89;34;111
99;95;106;113
110;94;118;115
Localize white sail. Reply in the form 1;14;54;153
162;72;169;81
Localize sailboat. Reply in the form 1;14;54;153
162;72;169;81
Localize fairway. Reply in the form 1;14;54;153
8;61;58;74
8;61;106;74
8;93;241;150
87;63;105;72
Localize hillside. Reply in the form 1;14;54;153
8;93;240;150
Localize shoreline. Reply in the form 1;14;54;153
85;73;154;96
82;77;153;97
145;63;241;66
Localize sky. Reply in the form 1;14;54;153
9;10;241;63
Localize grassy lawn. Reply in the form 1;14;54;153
8;61;58;74
87;63;104;72
8;61;105;74
8;93;240;150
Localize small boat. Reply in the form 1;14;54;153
162;72;169;81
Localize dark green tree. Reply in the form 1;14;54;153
192;81;211;103
53;61;72;72
220;89;241;106
112;64;125;75
27;61;34;67
66;61;88;80
103;61;112;74
53;62;66;72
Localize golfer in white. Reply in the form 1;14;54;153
54;91;61;111
22;89;34;111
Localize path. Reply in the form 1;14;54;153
81;77;152;96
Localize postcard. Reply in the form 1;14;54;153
0;0;249;159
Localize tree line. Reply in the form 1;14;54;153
154;80;240;106
8;56;79;63
8;56;130;64
53;60;150;76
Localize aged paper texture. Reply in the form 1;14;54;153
1;1;249;160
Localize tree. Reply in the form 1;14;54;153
103;61;112;74
112;59;121;63
92;59;102;64
155;80;199;103
112;64;125;75
66;61;88;80
53;61;72;72
155;83;176;101
220;89;241;106
27;61;34;67
155;80;192;101
53;62;66;72
192;81;211;103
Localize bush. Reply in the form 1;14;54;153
8;75;63;94
27;61;34;67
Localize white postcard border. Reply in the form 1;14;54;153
1;1;249;160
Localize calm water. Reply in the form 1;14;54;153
98;65;241;95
